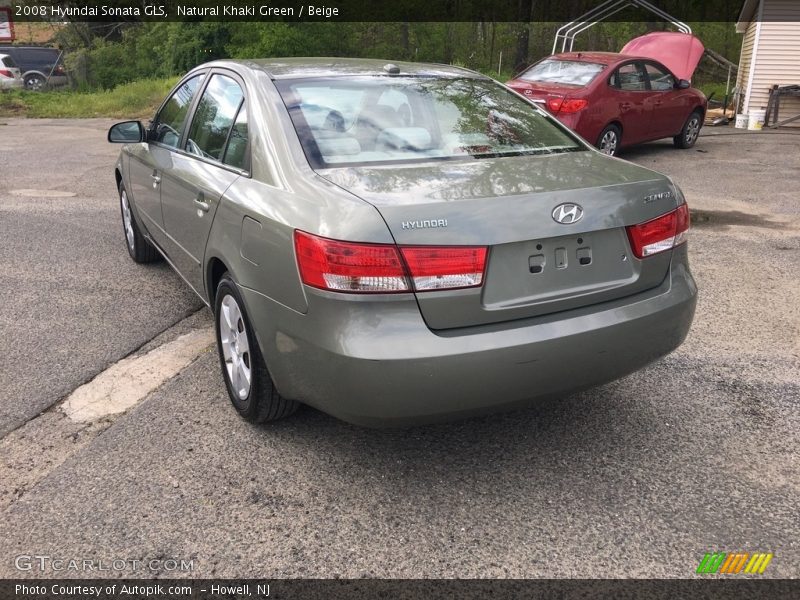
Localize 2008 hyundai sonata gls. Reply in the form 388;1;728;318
108;58;696;426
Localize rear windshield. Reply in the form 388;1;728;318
1;55;17;68
276;76;584;168
519;59;605;86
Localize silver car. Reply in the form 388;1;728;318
108;58;696;426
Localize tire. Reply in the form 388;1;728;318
119;181;160;263
214;273;299;423
24;73;46;91
674;110;702;149
597;124;621;156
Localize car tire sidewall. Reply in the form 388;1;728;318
214;276;262;417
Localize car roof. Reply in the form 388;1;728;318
205;57;489;80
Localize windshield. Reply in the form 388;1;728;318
519;59;605;86
276;76;584;168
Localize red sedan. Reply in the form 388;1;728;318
507;32;707;155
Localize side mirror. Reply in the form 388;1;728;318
108;121;145;143
676;79;691;90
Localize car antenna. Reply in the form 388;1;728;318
384;63;401;76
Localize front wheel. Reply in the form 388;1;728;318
119;182;159;263
597;124;621;156
214;274;299;423
674;111;702;149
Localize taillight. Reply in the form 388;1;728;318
626;203;690;259
546;97;588;114
54;65;66;75
294;231;487;294
400;246;487;291
294;231;409;293
0;69;12;78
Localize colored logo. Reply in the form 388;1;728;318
696;552;773;574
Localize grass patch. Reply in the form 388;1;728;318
0;77;179;119
697;81;734;103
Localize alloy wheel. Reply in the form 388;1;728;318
685;116;700;145
600;131;618;155
219;294;252;400
120;189;135;250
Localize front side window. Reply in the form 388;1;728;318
185;74;244;163
518;59;605;86
152;73;205;148
277;76;584;168
614;63;646;91
644;63;675;91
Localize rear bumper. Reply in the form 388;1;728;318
241;249;697;426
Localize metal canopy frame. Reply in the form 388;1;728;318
552;0;692;55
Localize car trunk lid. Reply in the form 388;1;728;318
506;81;581;112
318;151;681;330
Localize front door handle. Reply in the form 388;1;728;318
151;172;161;188
193;194;210;213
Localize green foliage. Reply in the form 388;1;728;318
40;20;746;92
0;77;178;118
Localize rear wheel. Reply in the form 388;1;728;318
674;111;702;149
119;182;159;263
597;124;621;156
214;274;299;423
24;73;46;91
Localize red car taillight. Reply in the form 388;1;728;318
294;230;487;293
626;203;690;259
0;69;13;78
546;97;588;114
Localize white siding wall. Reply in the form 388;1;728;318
736;21;757;110
748;0;800;126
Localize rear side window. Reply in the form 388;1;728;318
185;74;245;164
614;64;646;91
519;59;605;86
152;74;206;149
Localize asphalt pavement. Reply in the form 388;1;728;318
0;119;203;437
0;120;797;578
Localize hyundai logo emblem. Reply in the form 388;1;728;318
552;203;584;225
